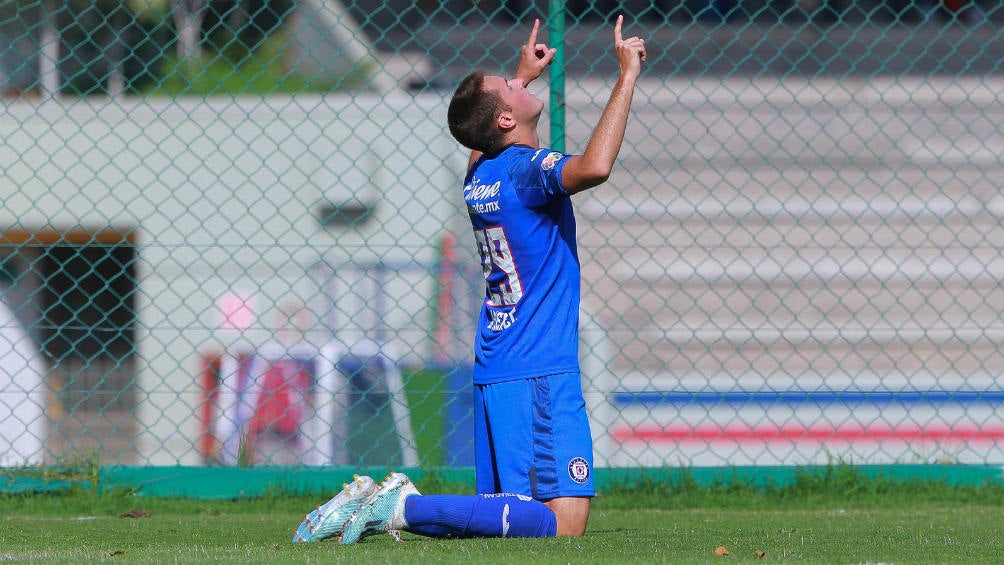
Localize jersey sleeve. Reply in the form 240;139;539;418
512;148;571;208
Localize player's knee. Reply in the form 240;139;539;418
546;498;590;537
555;518;588;537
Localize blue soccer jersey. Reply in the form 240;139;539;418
463;144;581;384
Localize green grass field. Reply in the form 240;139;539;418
2;467;1001;565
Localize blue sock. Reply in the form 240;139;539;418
403;493;557;538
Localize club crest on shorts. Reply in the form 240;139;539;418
567;457;590;484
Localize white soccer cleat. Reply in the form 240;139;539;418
338;472;420;544
291;475;377;543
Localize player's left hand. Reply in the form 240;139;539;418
515;19;556;85
613;15;646;81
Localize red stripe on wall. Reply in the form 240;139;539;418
613;425;1004;443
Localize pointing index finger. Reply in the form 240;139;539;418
527;18;540;49
614;14;623;43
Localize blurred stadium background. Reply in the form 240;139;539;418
0;0;1001;474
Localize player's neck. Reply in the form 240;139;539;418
508;126;539;149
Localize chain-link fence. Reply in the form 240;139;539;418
1;0;1001;469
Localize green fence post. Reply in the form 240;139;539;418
548;0;566;152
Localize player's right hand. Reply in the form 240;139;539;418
516;19;557;85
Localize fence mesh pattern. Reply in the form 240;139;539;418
1;0;1002;469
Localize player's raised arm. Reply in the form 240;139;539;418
463;19;556;171
560;14;646;194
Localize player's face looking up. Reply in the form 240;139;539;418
482;75;544;127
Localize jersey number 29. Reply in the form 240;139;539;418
475;227;523;307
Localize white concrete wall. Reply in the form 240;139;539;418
0;299;46;466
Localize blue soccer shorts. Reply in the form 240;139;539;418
473;372;595;500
